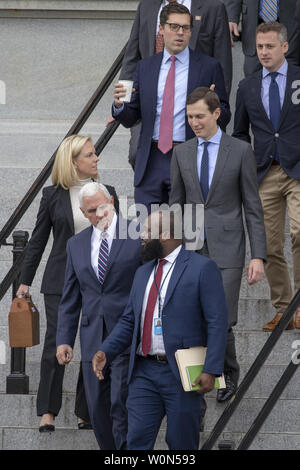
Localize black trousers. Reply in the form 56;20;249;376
36;294;90;421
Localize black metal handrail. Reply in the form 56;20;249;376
0;43;126;303
201;288;300;450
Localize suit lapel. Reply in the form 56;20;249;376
148;0;161;54
135;260;156;321
189;0;204;50
60;188;74;234
206;132;231;203
163;248;189;309
278;65;294;128
83;226;100;285
148;52;164;125
104;217;125;280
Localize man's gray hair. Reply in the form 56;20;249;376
78;182;111;208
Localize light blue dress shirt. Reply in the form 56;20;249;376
152;46;190;142
261;59;287;118
197;126;222;187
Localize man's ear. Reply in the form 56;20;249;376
80;207;88;219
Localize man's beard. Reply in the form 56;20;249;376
141;239;164;262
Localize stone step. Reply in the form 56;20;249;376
0;324;298;366
1;359;299;399
0;393;299;445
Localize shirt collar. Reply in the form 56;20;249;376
262;59;288;79
163;45;189;65
197;126;222;147
159;244;183;265
93;212;117;241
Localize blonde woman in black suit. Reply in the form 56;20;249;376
16;135;119;432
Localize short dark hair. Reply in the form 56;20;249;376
160;3;193;28
256;21;287;43
186;87;221;113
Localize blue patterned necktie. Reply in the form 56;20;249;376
259;0;279;23
98;235;109;284
269;72;281;161
200;141;210;201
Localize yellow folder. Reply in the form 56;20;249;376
175;346;226;392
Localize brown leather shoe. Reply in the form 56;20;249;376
262;314;295;331
295;308;300;329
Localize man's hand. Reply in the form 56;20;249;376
229;22;240;47
192;372;215;394
92;350;107;380
248;258;264;285
113;82;127;108
209;84;216;91
16;284;30;298
106;114;115;127
56;345;73;365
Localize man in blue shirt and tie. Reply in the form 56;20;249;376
112;2;230;214
233;22;300;331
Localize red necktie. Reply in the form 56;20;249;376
142;259;167;356
155;0;178;53
158;56;176;154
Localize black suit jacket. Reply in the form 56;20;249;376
120;0;232;95
232;64;300;184
19;184;119;295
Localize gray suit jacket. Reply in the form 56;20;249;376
223;0;296;56
169;132;266;268
120;0;232;94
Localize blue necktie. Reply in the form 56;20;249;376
269;72;281;161
200;142;210;201
98;236;109;284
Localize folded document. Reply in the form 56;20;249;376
175;346;226;392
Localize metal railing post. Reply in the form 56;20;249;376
6;230;29;394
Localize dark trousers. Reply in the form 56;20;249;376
126;357;203;450
81;353;129;450
37;294;90;421
198;242;242;386
134;145;172;214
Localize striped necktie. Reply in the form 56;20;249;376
259;0;279;23
98;236;109;284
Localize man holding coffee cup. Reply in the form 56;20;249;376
112;3;230;213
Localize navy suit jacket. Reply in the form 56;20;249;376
233;64;300;184
113;48;231;187
100;247;228;385
56;217;142;361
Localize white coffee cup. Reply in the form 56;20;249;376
118;80;134;103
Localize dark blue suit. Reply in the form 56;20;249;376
56;217;141;450
233;63;300;185
100;247;228;450
113;48;230;210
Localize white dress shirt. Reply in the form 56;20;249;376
90;212;117;278
137;244;183;356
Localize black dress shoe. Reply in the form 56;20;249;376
39;424;55;433
78;421;93;430
216;375;236;403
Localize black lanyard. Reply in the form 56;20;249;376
153;260;175;318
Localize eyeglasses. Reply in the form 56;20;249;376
165;22;192;33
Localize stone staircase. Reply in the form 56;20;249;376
0;3;299;450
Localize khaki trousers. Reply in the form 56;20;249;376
259;166;300;314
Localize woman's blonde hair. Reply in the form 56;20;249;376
51;135;95;189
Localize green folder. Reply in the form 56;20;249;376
186;365;221;391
